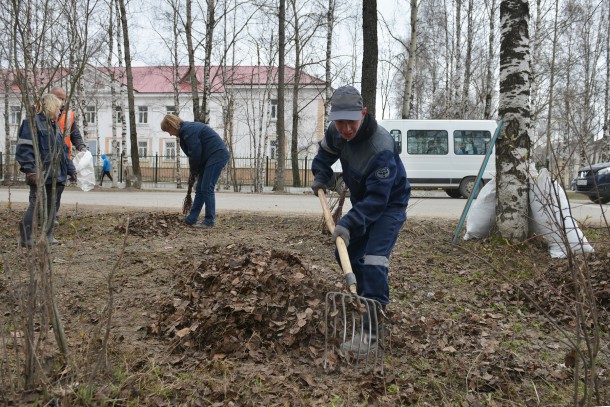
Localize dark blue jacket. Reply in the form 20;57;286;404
312;114;410;236
16;114;76;185
178;121;230;175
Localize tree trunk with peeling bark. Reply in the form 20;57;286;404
401;0;417;119
496;0;531;242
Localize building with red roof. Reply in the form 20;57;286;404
1;65;327;185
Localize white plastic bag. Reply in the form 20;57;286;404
529;169;594;258
463;179;496;240
72;151;96;192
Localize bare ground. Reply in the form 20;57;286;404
0;202;609;406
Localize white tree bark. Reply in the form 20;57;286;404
401;0;418;119
497;0;531;242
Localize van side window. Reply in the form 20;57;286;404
390;129;402;154
406;130;448;155
453;130;492;155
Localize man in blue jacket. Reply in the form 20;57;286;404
311;85;410;354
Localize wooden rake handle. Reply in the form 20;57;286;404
317;189;357;294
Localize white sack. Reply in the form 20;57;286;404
529;169;594;258
72;151;96;192
463;179;496;240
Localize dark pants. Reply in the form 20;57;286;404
100;171;113;185
20;183;65;244
185;158;229;226
335;209;407;305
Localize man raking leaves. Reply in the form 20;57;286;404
311;86;410;369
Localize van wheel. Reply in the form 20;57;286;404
444;189;463;199
458;177;479;199
589;195;610;205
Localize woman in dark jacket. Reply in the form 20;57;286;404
161;114;230;228
16;93;77;247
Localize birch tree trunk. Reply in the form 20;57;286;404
544;0;559;169
274;0;286;192
186;0;201;121
115;0;129;186
496;0;531;242
324;0;335;129
401;0;418;119
201;0;215;124
108;0;120;188
461;0;474;117
361;0;378;116
452;0;462;118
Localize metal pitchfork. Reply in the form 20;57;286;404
317;190;385;374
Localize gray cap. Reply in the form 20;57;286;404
329;85;364;121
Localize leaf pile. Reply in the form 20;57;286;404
150;244;333;360
114;212;183;238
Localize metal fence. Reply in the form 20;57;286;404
0;152;313;188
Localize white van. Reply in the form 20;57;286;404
331;119;499;198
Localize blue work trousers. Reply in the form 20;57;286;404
185;158;228;226
335;209;407;305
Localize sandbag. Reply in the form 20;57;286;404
529;169;594;258
463;179;496;240
72;151;96;192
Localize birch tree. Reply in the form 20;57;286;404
401;0;418;119
496;0;531;242
324;0;335;128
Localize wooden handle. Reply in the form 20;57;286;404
317;189;357;294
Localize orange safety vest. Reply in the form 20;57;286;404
57;110;75;158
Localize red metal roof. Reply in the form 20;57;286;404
0;65;325;94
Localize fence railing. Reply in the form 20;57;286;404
0;152;313;188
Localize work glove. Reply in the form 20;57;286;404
26;172;37;186
332;224;350;247
311;180;327;196
69;172;78;183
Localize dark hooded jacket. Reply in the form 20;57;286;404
311;114;410;236
16;113;76;185
178;121;230;175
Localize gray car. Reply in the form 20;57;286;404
574;162;610;204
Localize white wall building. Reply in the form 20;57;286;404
1;65;327;179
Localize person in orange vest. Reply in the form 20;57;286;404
51;86;87;158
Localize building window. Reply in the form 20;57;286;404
138;106;148;124
83;105;96;124
166;106;176;115
115;106;123;124
270;140;277;159
9;106;21;125
163;140;177;161
138;140;148;158
270;99;278;120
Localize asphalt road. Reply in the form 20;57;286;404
1;186;607;225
